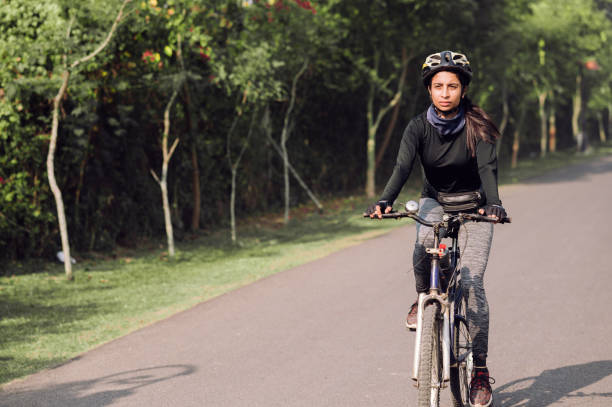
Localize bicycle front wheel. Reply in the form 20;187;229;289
450;299;473;407
417;301;442;407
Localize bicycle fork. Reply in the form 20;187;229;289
411;292;452;387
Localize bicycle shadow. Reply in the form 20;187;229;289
494;360;612;406
0;364;196;407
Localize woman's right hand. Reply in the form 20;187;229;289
364;200;393;219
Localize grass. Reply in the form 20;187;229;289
1;143;611;386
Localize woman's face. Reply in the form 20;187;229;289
428;71;465;115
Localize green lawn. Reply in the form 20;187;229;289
1;144;611;386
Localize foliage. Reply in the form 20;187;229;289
1;0;612;261
0;1;64;258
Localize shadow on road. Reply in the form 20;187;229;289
0;364;196;407
495;360;612;406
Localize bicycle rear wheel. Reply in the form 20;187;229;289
417;301;442;407
450;298;473;407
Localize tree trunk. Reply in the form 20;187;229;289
608;103;612;142
226;110;256;243
190;144;201;230
375;47;410;169
45;0;130;279
230;168;237;243
511;127;520;169
572;72;583;151
151;89;180;257
161;161;174;257
537;90;547;157
226;115;240;243
280;59;309;224
177;38;201;232
365;51;403;198
280;138;290;224
497;84;510;156
548;91;556;152
598;111;606;143
75;129;93;226
48;70;73;280
183;92;201;231
263;115;322;211
162;91;180;257
511;104;527;169
366;119;376;197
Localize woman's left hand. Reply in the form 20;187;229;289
478;204;507;222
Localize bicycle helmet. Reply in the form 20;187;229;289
422;50;472;87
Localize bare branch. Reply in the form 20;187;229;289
150;169;161;184
235;109;258;169
70;0;132;70
376;48;412;168
265;130;323;210
226;115;240;167
167;137;180;161
162;87;180;161
66;14;76;40
281;59;309;144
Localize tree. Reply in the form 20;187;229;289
5;0;612;263
47;0;131;279
218;32;283;241
150;78;181;257
0;2;65;260
524;0;612;153
226;108;257;243
241;0;335;222
333;0;479;197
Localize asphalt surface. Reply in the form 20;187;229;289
2;155;612;407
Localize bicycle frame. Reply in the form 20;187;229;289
365;204;509;405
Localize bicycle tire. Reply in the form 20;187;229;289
450;298;473;407
417;301;442;407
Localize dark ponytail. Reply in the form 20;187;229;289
463;96;499;157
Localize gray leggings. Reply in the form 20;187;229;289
413;198;493;363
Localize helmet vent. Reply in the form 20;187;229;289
421;50;472;86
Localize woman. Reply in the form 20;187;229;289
366;50;507;407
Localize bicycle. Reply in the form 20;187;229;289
366;200;510;407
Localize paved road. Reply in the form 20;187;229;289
2;155;612;407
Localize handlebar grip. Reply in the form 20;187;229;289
479;215;511;224
363;212;405;219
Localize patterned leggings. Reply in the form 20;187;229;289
413;198;494;364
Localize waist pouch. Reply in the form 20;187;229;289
437;190;483;213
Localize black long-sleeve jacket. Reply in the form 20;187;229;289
379;111;501;206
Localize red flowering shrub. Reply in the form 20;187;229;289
294;0;316;14
141;50;156;63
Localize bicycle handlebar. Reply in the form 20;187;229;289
364;211;512;225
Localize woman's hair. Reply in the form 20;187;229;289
463;96;499;157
